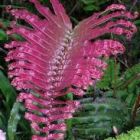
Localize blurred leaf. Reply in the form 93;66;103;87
105;127;140;140
0;19;10;29
0;71;16;112
70;16;79;24
8;102;21;140
0;29;7;41
70;97;130;140
0;112;6;129
134;20;140;25
10;34;24;41
97;59;120;90
84;5;100;11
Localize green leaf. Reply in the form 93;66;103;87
10;34;24;41
0;19;10;28
84;5;100;11
0;71;16;113
105;127;140;140
97;59;120;90
0;29;7;41
0;112;6;129
8;102;21;140
117;63;140;90
70;97;130;139
134;20;140;25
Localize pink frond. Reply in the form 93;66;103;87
5;1;137;139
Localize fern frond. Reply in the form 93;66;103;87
5;0;137;139
70;97;130;140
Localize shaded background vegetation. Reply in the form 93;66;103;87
0;0;140;140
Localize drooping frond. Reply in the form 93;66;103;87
5;0;137;139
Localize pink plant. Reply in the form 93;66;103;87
5;0;137;139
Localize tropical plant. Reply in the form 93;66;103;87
65;59;140;140
3;0;137;139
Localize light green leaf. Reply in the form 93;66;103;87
8;102;21;140
0;29;7;41
0;71;16;111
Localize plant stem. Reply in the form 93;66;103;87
132;94;140;123
113;57;117;97
116;73;140;89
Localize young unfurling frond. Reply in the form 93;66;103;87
5;0;137;139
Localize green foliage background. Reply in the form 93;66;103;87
0;0;140;140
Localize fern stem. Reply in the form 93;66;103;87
113;57;117;97
131;94;140;123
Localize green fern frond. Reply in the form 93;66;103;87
96;59;120;90
68;97;130;140
105;127;140;140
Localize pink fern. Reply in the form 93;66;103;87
5;0;137;139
